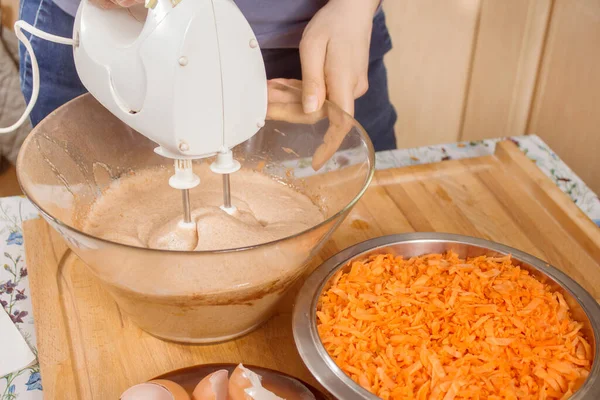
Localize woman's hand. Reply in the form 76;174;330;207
293;0;379;169
300;0;380;116
267;79;358;171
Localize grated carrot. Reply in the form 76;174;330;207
317;252;592;399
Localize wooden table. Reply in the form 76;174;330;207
22;141;600;399
0;164;22;197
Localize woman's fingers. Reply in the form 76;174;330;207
266;103;326;125
267;79;303;104
267;79;328;124
311;72;355;170
311;107;354;171
266;77;355;171
270;0;377;170
299;34;327;114
327;70;356;117
269;78;303;90
353;75;369;99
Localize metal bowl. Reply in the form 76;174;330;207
293;233;600;399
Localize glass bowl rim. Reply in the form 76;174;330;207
16;84;376;255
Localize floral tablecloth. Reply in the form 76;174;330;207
1;134;599;399
0;200;40;399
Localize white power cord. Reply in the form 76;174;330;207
0;20;74;134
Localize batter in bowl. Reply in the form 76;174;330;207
77;163;327;342
82;164;324;251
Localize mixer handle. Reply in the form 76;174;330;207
0;21;74;135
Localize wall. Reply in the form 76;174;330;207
383;0;600;193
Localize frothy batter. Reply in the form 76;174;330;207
83;165;324;251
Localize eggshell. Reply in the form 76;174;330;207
228;365;253;400
120;383;172;400
150;379;191;400
192;370;229;400
120;379;190;400
228;364;283;400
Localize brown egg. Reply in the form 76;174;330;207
192;369;229;400
228;364;283;400
120;379;190;400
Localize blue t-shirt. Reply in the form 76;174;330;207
53;0;328;48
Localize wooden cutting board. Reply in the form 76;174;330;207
24;141;600;399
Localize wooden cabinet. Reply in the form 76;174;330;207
527;1;600;197
384;0;600;193
381;0;480;148
0;0;19;29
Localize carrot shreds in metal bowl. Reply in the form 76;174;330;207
316;252;592;400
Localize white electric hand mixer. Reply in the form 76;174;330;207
3;0;268;223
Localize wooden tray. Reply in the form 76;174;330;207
24;141;600;399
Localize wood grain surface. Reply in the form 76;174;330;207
528;0;600;194
24;141;600;399
0;164;21;197
384;0;481;148
460;0;552;140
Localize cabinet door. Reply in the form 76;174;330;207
384;0;481;148
460;0;551;141
384;0;551;147
528;0;600;194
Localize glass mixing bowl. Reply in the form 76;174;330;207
17;82;375;343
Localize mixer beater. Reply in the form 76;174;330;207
210;150;242;214
2;0;268;224
168;159;199;223
170;150;239;223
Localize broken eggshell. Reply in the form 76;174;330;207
120;379;190;400
229;364;284;400
192;369;229;400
